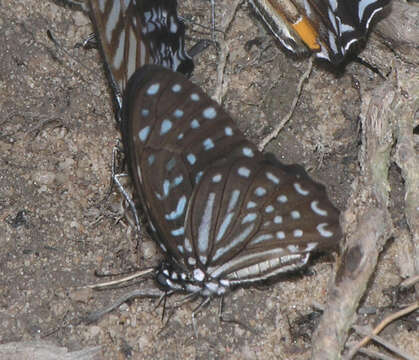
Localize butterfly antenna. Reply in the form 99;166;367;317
84;287;164;324
46;29;96;78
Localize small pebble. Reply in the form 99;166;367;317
33;171;56;185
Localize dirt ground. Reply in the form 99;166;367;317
1;0;417;359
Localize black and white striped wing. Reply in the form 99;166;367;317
248;0;390;64
88;0;193;95
122;65;261;261
182;157;341;284
307;0;390;63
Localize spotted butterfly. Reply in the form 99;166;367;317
122;65;341;296
248;0;391;64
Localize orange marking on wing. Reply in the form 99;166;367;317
292;16;320;51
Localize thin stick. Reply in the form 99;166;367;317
358;347;400;360
352;325;417;360
213;0;243;104
369;333;417;360
400;274;419;289
345;301;419;360
312;80;395;360
258;57;313;152
83;268;155;289
210;0;216;42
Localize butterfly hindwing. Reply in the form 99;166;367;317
183;157;341;283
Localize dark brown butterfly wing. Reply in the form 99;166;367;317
121;65;261;263
184;156;341;282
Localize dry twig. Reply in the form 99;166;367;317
358;347;400;360
0;341;102;360
213;0;243;104
311;80;396;359
257;57;313;151
400;275;419;289
347;302;419;360
82;268;155;289
392;69;419;294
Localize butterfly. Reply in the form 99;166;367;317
248;0;391;64
82;0;194;105
121;64;341;297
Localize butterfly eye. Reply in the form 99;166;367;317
122;65;341;296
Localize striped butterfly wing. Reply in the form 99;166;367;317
88;0;193;96
248;0;313;57
122;65;262;261
248;0;390;64
306;0;390;63
183;156;341;284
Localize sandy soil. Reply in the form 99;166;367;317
1;0;417;359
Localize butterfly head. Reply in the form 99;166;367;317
156;260;231;297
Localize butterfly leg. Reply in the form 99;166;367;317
217;296;257;334
55;0;88;12
354;56;386;79
72;32;124;109
75;32;97;50
111;144;141;234
72;31;124;113
217;295;224;325
192;297;212;338
188;39;214;59
152;291;172;323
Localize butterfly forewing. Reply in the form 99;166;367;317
122;65;262;261
183;157;341;283
88;0;193;95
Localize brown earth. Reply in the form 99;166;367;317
1;0;417;359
